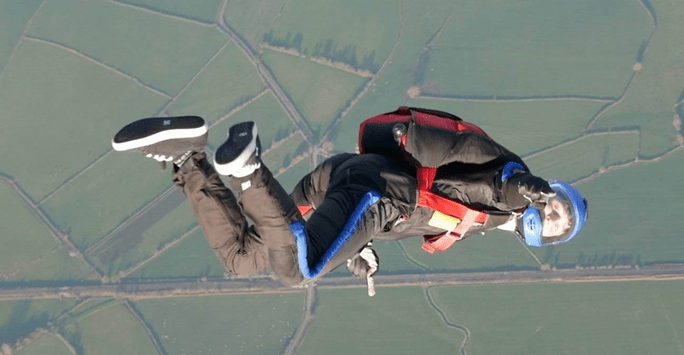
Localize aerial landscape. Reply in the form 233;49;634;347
1;0;683;354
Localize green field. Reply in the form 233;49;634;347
133;293;304;355
0;299;79;346
266;0;398;72
14;332;74;355
128;228;225;279
430;280;684;355
591;0;683;158
0;184;95;281
27;0;227;95
58;301;159;355
297;287;464;355
261;49;368;137
0;0;43;70
0;40;168;201
534;149;684;267
165;41;267;124
41;152;173;251
89;196;197;277
424;0;652;98
525;131;639;182
222;0;290;50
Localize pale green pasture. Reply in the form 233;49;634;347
298;287;464;355
0;299;78;346
402;230;539;272
89;198;197;277
268;0;398;71
27;0;227;95
430;281;684;355
117;0;222;23
222;0;289;49
329;0;462;153
261;133;308;174
261;49;368;137
0;0;43;70
0;184;95;281
592;0;683;157
59;302;159;355
133;293;303;355
425;0;652;98
166;42;267;124
128;229;225;279
206;92;295;152
525;131;639;182
536;149;684;267
407;98;605;156
41;152;172;251
0;40;168;201
15;332;73;355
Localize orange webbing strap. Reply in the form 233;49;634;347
416;167;488;253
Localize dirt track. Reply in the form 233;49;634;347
2;264;683;301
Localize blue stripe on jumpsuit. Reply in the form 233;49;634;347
289;190;381;279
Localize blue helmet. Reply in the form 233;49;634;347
522;180;588;247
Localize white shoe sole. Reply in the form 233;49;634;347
111;123;208;152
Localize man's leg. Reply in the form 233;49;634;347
173;153;269;275
112;116;268;276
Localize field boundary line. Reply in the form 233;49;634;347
522;129;640;160
85;185;177;255
425;286;471;355
208;88;269;130
395;240;429;270
109;0;216;27
217;0;315;145
0;0;47;82
515;235;544;269
38;149;113;205
115;225;200;280
157;40;232;115
123;299;165;355
574;145;684;185
283;285;316;355
318;0;406;149
0;176;102;279
24;36;172;99
52;330;79;355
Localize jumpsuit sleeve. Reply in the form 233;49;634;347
402;119;525;168
404;119;542;210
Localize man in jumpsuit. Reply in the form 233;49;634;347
112;107;588;291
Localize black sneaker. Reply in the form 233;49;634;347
112;116;208;166
213;121;261;177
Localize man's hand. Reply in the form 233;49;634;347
347;242;379;296
517;174;556;209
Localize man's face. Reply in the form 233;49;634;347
542;197;571;237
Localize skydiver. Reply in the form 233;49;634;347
112;107;587;295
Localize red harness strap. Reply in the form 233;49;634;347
416;167;488;253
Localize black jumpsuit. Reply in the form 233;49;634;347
172;120;534;286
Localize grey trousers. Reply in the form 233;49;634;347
172;152;305;286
